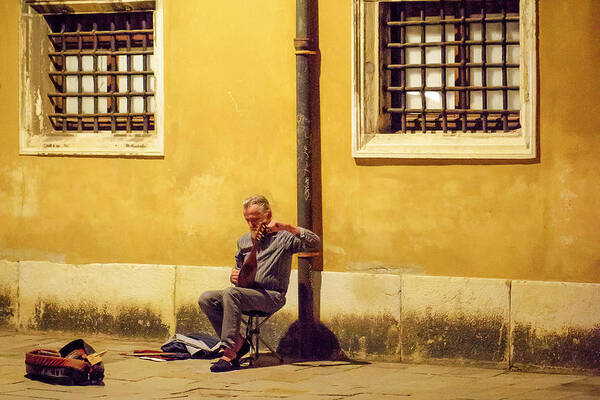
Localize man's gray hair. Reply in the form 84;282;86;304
243;195;271;212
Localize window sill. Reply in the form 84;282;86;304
19;131;164;156
352;132;535;159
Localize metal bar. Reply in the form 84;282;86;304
49;92;154;97
110;20;116;132
48;34;154;49
35;8;154;16
382;4;393;130
419;9;426;132
126;18;132;132
388;39;518;48
388;16;519;26
440;1;447;132
49;118;155;132
481;1;488;132
49;71;154;76
61;22;66;133
77;22;83;132
50;50;154;56
48;29;153;37
400;5;407;131
385;108;520;114
401;114;520;120
459;0;467;132
402;113;520;120
50;112;153;117
386;62;519;69
386;85;519;91
93;21;99;133
502;0;509;131
142;16;149;133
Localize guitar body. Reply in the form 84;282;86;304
236;223;268;288
237;250;257;288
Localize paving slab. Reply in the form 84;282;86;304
0;330;597;399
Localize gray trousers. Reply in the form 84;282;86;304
198;287;286;350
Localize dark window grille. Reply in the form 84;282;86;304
45;12;155;133
383;0;520;133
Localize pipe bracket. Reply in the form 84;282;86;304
294;37;316;55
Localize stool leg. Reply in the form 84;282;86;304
248;316;257;367
254;319;260;362
258;336;284;363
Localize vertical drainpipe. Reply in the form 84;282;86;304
295;0;317;358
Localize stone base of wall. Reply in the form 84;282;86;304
1;260;599;374
0;261;18;329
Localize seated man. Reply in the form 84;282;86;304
198;195;320;372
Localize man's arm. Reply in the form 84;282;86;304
267;220;301;235
267;220;321;253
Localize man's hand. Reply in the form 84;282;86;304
267;220;301;235
230;269;239;285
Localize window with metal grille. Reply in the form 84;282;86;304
351;0;536;159
45;12;155;134
383;0;520;134
19;0;163;156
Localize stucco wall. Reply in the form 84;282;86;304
0;0;599;284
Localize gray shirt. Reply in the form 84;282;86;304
235;227;321;294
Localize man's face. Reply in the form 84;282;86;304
243;204;271;232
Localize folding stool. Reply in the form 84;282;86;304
240;310;284;366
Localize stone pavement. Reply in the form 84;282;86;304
0;330;599;399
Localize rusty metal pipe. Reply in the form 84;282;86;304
295;0;316;359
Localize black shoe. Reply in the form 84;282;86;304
210;358;238;373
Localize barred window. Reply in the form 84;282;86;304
46;12;155;133
352;0;537;159
384;0;520;133
19;0;164;156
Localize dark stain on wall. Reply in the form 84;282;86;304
402;311;508;363
175;304;214;335
326;312;399;357
30;300;169;338
0;290;14;327
512;323;600;371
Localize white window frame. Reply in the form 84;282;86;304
352;0;537;159
19;0;164;156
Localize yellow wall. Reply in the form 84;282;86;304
1;0;599;283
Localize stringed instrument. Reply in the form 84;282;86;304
237;222;269;288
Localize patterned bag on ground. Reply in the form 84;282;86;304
25;339;105;385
